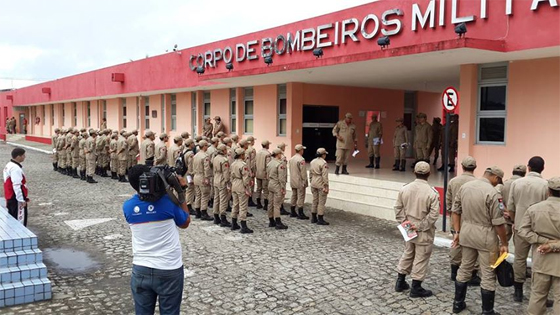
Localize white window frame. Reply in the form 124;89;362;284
476;63;508;145
277;84;287;136
170;94;177;131
230;89;236;133
244;87;254;135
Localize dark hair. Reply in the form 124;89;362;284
528;156;545;174
512;171;526;177
416;173;430;180
462;166;476;172
550;189;560;198
129;165;151;192
11;147;25;159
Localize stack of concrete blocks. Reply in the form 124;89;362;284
0;209;52;307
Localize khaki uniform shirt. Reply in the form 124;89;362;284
212;154;230;189
56;135;66;151
395;179;440;245
502;175;523;225
79;138;86;157
452;178;506;251
193;151;211;185
109;139;118;159
127;135;139;156
367;121;383;145
184;151;195;176
245;146;257;176
231;160;251;194
393;125;408;147
289;154;308;189
518;197;560;277
213;122;225;136
309;157;329;190
140;139;155;164
507;172;548;231
65;133;73;150
85;137;97;157
71;135;80;158
117;135;128;160
100;121;107;130
154;141;168;166
95;135;105;155
227;146;235;165
266;159;286;193
168;144;181;167
332;120;357;150
446;173;476;213
203;122;213;138
51;134;59;150
414;122;433;148
256;149;271;179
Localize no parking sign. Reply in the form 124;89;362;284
442;87;459;112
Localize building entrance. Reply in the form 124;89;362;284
302;105;339;162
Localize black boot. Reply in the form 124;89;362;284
275;218;288;230
365;157;374;168
263;199;269;211
335;165;340;175
240;220;253;234
546;299;554;308
80;170;86;181
119;175;128;183
86;176;97;184
220;215;231;227
200;210;213;221
400;160;406;172
452;281;468;313
481;289;500;314
111;172;118;179
73;169;80;179
311;213;318;224
226;205;232;212
449;164;456;173
231;218;240;230
187;204;195;215
437;165;445;171
67;167;73;176
268;217;276;227
208;198;214;208
468;270;481;287
513;282;523;302
246;212;253;217
451;265;459;281
410;280;433;298
256;198;263;209
317;215;330;225
248;197;257;207
195;208;202;219
95;166;100;175
395;273;410;292
53;163;58;171
341;165;349;175
375;157;381;169
297;208;309;220
392;160;400;171
213;214;221;225
280;204;289;216
100;168;109;177
290;206;298;218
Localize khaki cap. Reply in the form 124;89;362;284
216;131;225;138
277;142;286;149
247;136;256;143
239;139;248;147
513;164;527;173
230;134;239;141
414;161;431;175
185;139;195;146
316;148;328;155
181;132;190;138
345;113;353;119
486;166;505;179
124;132;132;137
418;113;427;118
214;116;221;120
198;140;209;147
461;156;477;168
89;130;97;135
295;144;306;151
194;135;203;141
272;148;283;156
261;140;271;146
217;143;227;151
54;128;60;132
548;177;560;191
223;137;232;144
211;137;220;144
235;148;245;156
145;130;154;137
159;133;168;140
173;135;183;142
132;129;138;134
120;129;127;135
80;128;86;132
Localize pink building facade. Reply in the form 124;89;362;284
1;0;559;175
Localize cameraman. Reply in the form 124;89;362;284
123;165;191;315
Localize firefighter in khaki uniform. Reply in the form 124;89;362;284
168;136;183;167
289;144;310;220
507;156;548;302
213;116;225;137
451;166;508;314
193;140;213;221
394;162;440;298
413;113;432;166
117;131;129;182
203;117;213;138
309;148;330;225
365;114;383;169
230;148;253;234
266;148;288;230
56;129;67;174
154;134;169;166
332;113;357;175
447;157;480;285
65;129;74;176
127;130;139;170
183;139;196;214
84;130;98;183
71;129;81;178
244;137;258;207
109;133;119;179
501;164;527;242
518;177;560;315
212;144;231;227
140;130;156;166
51;128;60;171
255;140;271;210
78;131;88;180
277;143;290;215
392;118;409;172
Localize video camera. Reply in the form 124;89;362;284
138;165;185;205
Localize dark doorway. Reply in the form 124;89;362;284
302;105;339;162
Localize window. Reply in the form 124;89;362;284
278;84;287;136
122;98;127;128
203;92;211;119
72;102;77;126
170;94;177;131
102;100;107;120
477;63;508;144
51;105;54;126
42;105;46;125
161;95;165;133
62;104;66;124
244;87;254;134
191;93;197;136
86;101;91;127
230;89;237;133
144;96;150;129
136;97;140;129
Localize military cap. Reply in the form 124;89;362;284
132;129;138;135
418;113;427;118
60;128;67;133
159;133;168;140
345;113;353;119
216;131;225;138
513;164;527;173
198;140;209;147
239;139;248;147
295;144;306;152
89;130;98;135
486;166;505;179
184;139;195;146
112;130;118;135
205;117;211;121
548;177;560;191
277;142;286;149
125;132;133;137
194;135;203;142
173;135;183;142
211;137;220;144
461;156;477;168
181;132;190;138
246;136;256;143
214;116;221;121
223;137;232;144
261;140;271;146
230;134;239;141
54;128;60;132
271;148;283;156
120;129;127;135
217;143;227;151
145;130;154;137
235;148;245;156
80;128;86;133
414;161;431;175
316;148;328;155
396;118;404;122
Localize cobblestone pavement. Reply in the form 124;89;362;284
0;143;549;315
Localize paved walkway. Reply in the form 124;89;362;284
0;142;548;314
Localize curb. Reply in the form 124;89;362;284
6;142;53;155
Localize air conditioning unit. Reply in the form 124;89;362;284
112;73;125;83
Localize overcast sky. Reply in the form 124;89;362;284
0;0;374;90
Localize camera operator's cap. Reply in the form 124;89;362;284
261;140;271;146
217;143;227;151
185;139;194;146
277;142;286;149
145;130;154;137
345;113;353;119
194;135;203;142
272;148;283;156
239;139;248;147
173;135;183;142
414;161;431;175
235;148;245;156
486;166;505;179
396;118;404;122
513;164;527;173
216;131;225;138
198;140;209;147
223;137;232;144
230;134;239;141
316;148;328;155
181;131;190;138
461;156;477;168
548;177;560;191
211;137;219;144
295;144;306;151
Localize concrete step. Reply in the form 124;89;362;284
0;278;52;307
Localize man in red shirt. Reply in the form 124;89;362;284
3;147;30;226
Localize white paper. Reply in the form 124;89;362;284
186;175;193;184
373;138;383;146
352;150;360;158
398;223;418;242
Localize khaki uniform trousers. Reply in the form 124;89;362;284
232;192;249;221
72;156;79;169
506;224;513;243
397;242;434;281
194;184;210;210
86;155;96;176
186;183;195;205
513;232;532;283
128;154;138;169
335;149;351;166
66;151;72;167
528;272;560;315
102;153;110;168
118;159;127;176
449;144;458;165
311;188;327;215
52;151;58;163
290;187;306;208
110;157;118;172
58;150;67;168
368;144;380;158
213;187;228;215
394;147;406;160
415;145;429;160
256;179;269;200
267;190;283;219
456;246;499;291
79;156;86;172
